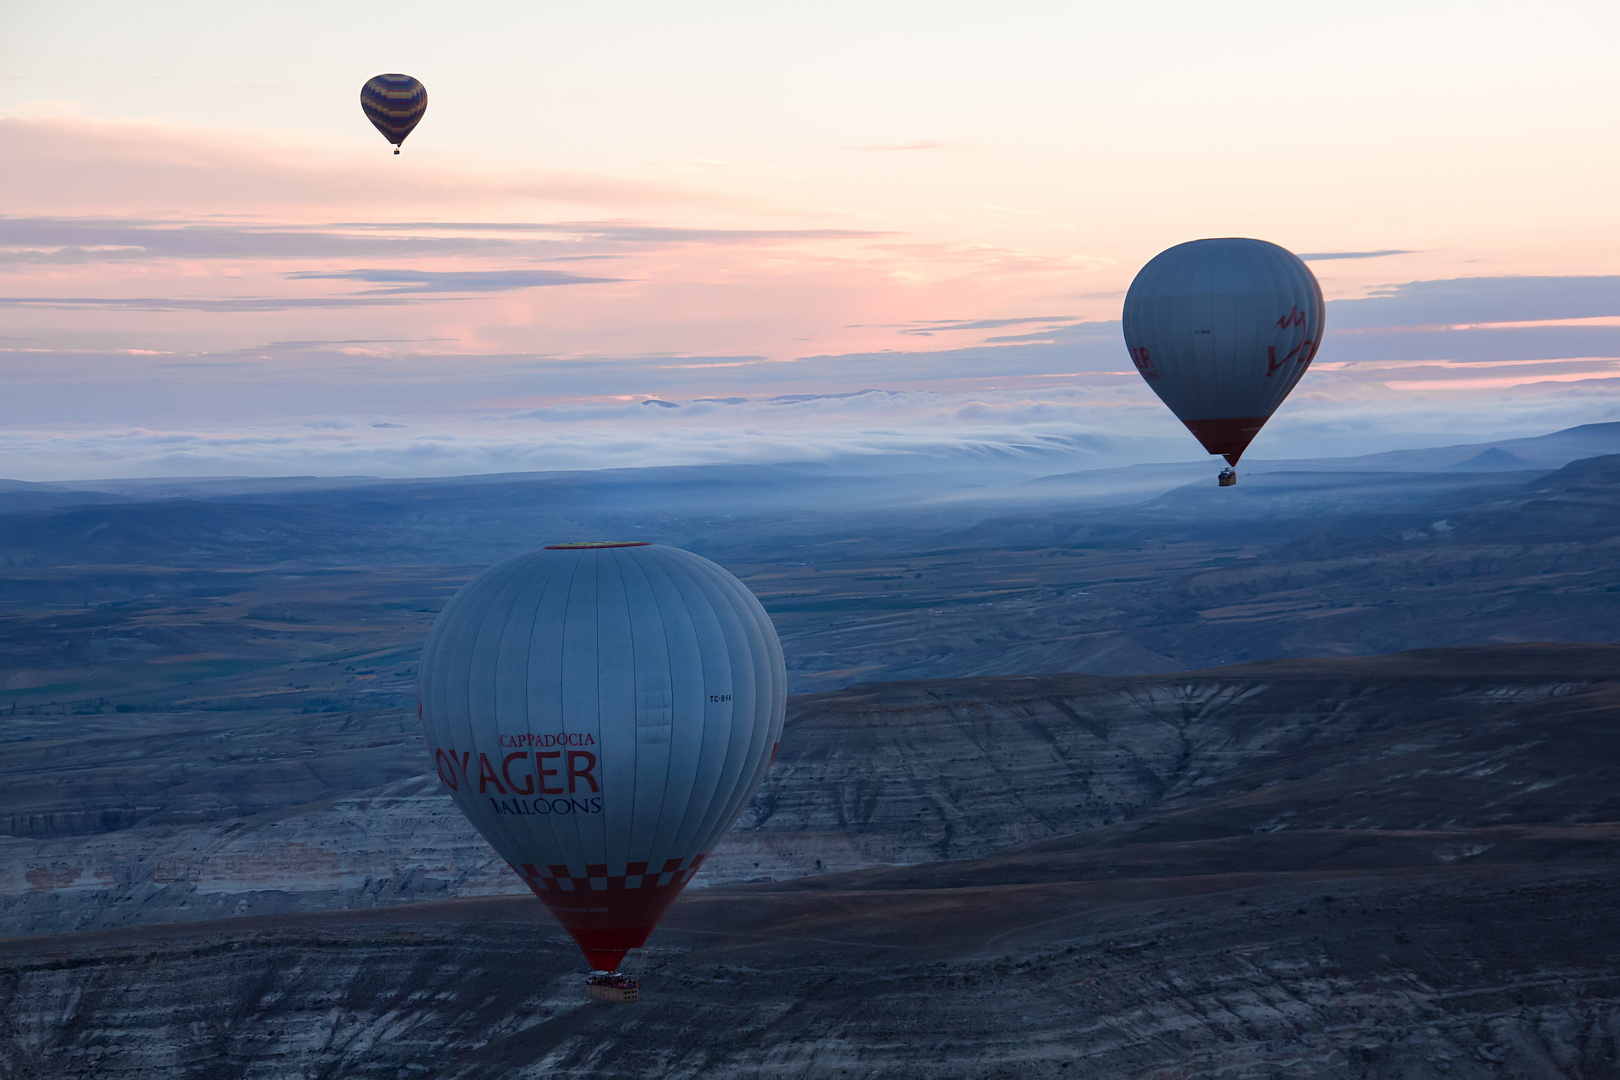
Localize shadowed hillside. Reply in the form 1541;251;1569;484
1;430;1617;1076
2;448;1619;702
3;645;1618;1078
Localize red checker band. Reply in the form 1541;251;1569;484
514;852;711;972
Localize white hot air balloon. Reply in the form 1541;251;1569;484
418;541;786;975
1122;238;1325;484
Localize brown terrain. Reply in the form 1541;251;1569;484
2;438;1618;1077
3;644;1618;1078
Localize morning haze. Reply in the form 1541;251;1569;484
2;2;1618;1076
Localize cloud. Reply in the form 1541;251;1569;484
285;268;621;294
501;384;1153;428
977;320;1122;346
4;272;1619;482
2;328;1619;483
764;324;1129;383
268;338;446;349
0;295;422;312
1331;276;1620;329
1298;249;1415;261
764;390;902;404
889;315;1078;336
1376;359;1620;391
333;220;888;244
3;368;1617;484
0;216;521;266
1323;325;1620;364
0;409;1195;483
0;215;885;269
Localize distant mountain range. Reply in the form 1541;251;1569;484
7;421;1617;513
0;423;1616;700
0;422;1616;563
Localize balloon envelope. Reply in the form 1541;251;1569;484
1122;238;1325;464
418;542;786;972
360;73;427;149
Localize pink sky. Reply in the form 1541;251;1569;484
2;2;1618;479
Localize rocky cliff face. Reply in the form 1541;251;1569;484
2;644;1618;1078
3;864;1616;1080
0;708;518;937
745;646;1611;863
4;646;1615;938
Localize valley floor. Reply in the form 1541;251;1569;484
3;645;1618;1078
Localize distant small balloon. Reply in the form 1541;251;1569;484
360;74;427;154
1122;238;1325;467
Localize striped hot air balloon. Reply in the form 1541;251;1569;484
418;542;786;976
360;73;427;154
1123;238;1325;481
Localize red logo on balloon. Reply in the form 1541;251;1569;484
1274;306;1307;330
1265;307;1313;377
1129;346;1160;380
1266;340;1314;376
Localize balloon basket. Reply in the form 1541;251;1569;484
585;973;640;1003
1218;469;1237;487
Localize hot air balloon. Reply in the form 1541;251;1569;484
418;541;786;984
1122;238;1325;485
360;74;427;154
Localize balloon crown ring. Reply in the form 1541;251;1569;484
544;541;651;550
